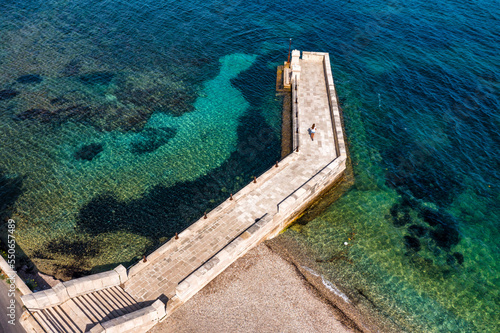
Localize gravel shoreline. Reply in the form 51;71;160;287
150;243;354;333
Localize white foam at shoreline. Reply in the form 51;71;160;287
302;266;351;304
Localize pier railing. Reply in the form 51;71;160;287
292;79;299;153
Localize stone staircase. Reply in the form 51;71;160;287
20;265;167;333
25;286;145;332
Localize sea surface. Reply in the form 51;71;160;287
0;0;498;331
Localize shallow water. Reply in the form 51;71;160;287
0;0;498;331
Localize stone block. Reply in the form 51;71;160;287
69;279;85;297
113;264;128;284
45;289;60;306
104;271;121;287
176;281;190;300
105;326;119;333
21;294;39;310
98;272;112;289
89;323;105;333
82;276;95;293
52;283;69;303
151;299;167;318
128;262;146;278
91;274;104;291
121;318;136;331
35;292;51;309
63;281;78;298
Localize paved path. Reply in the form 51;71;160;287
0;280;26;333
124;57;337;303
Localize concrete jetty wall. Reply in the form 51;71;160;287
20;50;347;333
161;50;347;318
0;252;32;295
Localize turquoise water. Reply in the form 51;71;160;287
0;0;498;331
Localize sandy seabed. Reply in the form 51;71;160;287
149;244;353;333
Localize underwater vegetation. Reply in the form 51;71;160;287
386;195;463;273
74;143;104;161
0;169;24;222
130;127;177;154
78;72;115;86
0;89;19;101
4;70;196;132
35;110;281;277
17;74;43;84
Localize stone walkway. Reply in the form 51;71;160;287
124;56;337;302
29;286;142;333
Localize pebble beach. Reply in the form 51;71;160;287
150;244;354;333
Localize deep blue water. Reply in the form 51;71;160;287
0;0;498;331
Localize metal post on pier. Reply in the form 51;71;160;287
287;38;292;65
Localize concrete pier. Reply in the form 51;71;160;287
20;50;347;333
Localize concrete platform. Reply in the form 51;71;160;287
20;50;347;333
124;51;344;304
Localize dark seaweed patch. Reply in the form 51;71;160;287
430;224;460;250
0;89;19;101
77;111;280;247
408;224;427;237
114;86;195;117
390;203;411;227
74;143;104;161
14;105;92;124
79;72;115;85
453;252;464;265
419;207;460;250
420;207;442;226
404;235;421;252
130;127;177;154
17;74;43;84
46;238;99;257
50;97;70;105
14;109;54;123
0;169;24;222
62;59;82;76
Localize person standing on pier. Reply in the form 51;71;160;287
309;124;316;141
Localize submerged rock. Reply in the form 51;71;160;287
79;72;115;85
130;127;177;154
14;109;54;123
404;235;421;252
17;74;43;84
74;143;104;161
430;225;459;250
408;224;427;237
453;252;464;265
14;105;92;124
62;59;82;76
418;207;460;250
0;89;19;100
390;203;411;227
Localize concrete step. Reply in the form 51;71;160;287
90;291;123;319
96;289;126;317
56;305;83;332
77;294;109;322
46;307;78;333
41;309;65;332
33;311;56;333
70;296;100;326
26;311;50;333
109;286;142;311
